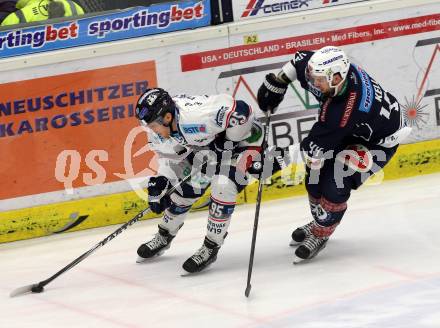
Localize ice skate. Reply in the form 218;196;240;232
182;237;220;274
290;221;314;246
136;226;176;263
293;232;328;264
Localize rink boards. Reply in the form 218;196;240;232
1;0;440;242
1;138;440;243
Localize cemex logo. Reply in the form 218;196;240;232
241;0;311;18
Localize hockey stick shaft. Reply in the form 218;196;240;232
11;158;208;297
245;113;272;297
36;209;149;289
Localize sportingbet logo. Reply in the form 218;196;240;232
89;2;205;38
0;23;79;50
241;0;311;18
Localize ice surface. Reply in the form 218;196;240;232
1;173;440;328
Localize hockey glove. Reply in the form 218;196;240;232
211;132;239;154
147;176;171;214
300;139;326;170
257;73;288;113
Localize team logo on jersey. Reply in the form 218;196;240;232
241;0;310;18
336;144;373;173
182;124;207;134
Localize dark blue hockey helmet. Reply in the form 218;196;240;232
135;88;175;125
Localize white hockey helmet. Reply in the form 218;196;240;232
307;46;350;94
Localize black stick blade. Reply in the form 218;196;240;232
10;283;43;297
53;215;89;234
245;284;252;298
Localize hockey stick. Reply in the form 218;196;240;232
10;158;209;298
245;112;272;298
51;213;89;234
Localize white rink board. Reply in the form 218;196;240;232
181;2;440;145
0;0;439;211
1;1;438;145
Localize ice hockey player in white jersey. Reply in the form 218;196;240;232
135;88;275;273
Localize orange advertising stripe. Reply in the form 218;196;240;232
0;61;158;200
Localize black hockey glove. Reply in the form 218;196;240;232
257;73;288;113
147;176;171;214
210;132;238;155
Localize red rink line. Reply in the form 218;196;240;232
181;13;440;72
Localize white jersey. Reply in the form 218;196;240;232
146;93;256;182
173;93;253;146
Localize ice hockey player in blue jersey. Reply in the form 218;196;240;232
257;46;412;263
134;88;280;273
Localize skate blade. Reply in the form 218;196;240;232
180;271;199;277
293;248;324;264
136;248;168;263
180;262;215;277
180;267;211;277
136;254;162;263
136;256;151;263
289;240;301;247
293;256;306;265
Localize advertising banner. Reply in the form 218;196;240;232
0;0;211;59
233;0;369;21
3;6;437;203
0;28;231;211
0;61;158;200
181;12;440;145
